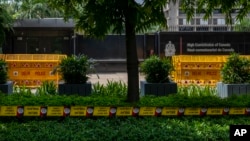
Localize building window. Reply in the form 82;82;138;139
179;19;183;25
179;9;185;14
200;19;208;25
213;19;217;25
217;19;225;25
179;26;194;31
213;26;228;31
213;9;222;14
183;19;191;25
196;27;209;31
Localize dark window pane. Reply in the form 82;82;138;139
179;26;194;31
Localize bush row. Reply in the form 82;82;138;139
1;116;250;141
0;81;249;107
1;94;250;107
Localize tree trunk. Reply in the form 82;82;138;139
124;1;139;102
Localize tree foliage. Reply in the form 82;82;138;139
181;0;250;24
3;0;249;102
235;18;250;31
1;0;62;19
221;53;250;84
0;4;13;46
49;0;170;102
49;0;169;38
14;0;63;19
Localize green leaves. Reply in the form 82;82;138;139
181;0;250;24
36;80;57;95
1;117;250;141
140;55;173;83
54;54;97;84
221;53;250;84
0;59;8;84
92;80;127;98
235;18;250;31
2;83;250;107
0;5;13;46
13;0;63;19
49;0;169;37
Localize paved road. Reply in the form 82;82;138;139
89;72;145;85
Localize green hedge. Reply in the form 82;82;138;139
1;93;250;107
1;82;250;107
0;116;249;141
1;83;250;141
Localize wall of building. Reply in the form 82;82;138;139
158;32;250;57
165;0;248;32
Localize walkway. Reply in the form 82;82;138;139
29;72;145;93
89;72;145;85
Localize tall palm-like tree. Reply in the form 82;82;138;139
235;18;250;32
0;4;13;47
0;0;21;15
49;0;169;102
15;0;62;19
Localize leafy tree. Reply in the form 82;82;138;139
1;0;62;19
49;0;169;102
15;0;62;19
0;4;13;47
181;0;250;24
0;0;21;18
235;18;250;31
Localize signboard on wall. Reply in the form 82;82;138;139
159;32;250;55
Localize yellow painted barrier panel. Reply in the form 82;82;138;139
9;69;55;78
184;108;201;115
161;107;179;116
178;63;223;70
93;107;110;116
5;54;66;61
5;54;66;87
8;62;58;68
229;108;245;115
24;106;40;116
173;55;250;86
0;106;17;116
139;107;156;116
11;79;57;87
0;106;250;116
175;79;218;86
179;70;220;80
116;107;133;116
0;54;5;59
207;108;223;115
172;55;227;63
70;106;87;116
47;106;64;116
172;55;228;86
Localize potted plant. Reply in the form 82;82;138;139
52;54;97;96
0;58;13;94
217;53;250;98
140;55;177;96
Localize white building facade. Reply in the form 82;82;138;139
164;0;248;31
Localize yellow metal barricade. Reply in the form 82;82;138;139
172;55;227;86
0;54;5;60
5;54;66;87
